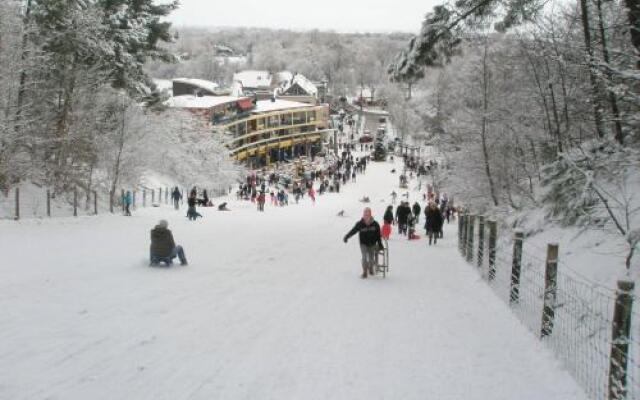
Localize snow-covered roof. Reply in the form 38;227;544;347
153;79;173;93
274;71;294;86
172;78;219;93
359;88;373;98
281;74;318;96
252;99;313;114
214;55;247;65
166;95;241;109
233;70;272;89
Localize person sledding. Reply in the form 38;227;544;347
149;220;188;266
343;207;384;279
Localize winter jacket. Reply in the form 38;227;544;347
187;197;196;208
123;192;132;205
383;208;394;224
150;226;176;257
171;189;182;200
344;219;383;247
425;207;444;232
412;203;421;217
396;204;411;224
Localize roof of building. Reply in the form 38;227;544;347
172;78;220;93
281;74;318;96
153;79;173;93
166;95;243;109
252;99;313;114
274;71;294;86
233;70;272;90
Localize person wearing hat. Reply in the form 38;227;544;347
149;220;188;266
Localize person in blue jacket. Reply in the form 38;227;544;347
123;190;132;216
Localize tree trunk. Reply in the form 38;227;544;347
579;0;607;139
548;81;563;153
624;0;640;68
14;0;32;128
481;38;499;207
595;0;625;144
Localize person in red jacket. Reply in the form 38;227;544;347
343;207;384;279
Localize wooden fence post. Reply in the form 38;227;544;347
458;214;465;253
510;231;524;304
462;214;469;257
14;187;19;220
159;188;162;205
466;215;475;263
165;187;168;204
541;243;559;338
93;191;98;215
73;188;78;217
46;190;51;217
477;216;485;268
152;189;155;204
488;221;497;281
608;281;635;400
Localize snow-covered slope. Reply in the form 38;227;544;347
0;159;587;400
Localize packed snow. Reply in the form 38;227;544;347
0;159;588;400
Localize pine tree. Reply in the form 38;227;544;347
373;131;387;161
98;0;178;97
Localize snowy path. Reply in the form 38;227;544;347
0;161;587;400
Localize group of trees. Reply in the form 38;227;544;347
389;0;639;267
0;0;240;204
146;28;411;100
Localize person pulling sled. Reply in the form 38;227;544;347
343;207;384;279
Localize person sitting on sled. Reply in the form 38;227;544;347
149;220;188;266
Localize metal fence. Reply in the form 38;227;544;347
459;214;638;400
0;186;219;220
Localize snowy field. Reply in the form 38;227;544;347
0;160;588;400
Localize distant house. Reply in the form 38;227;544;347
278;73;319;104
214;44;236;57
232;70;273;94
172;78;222;97
165;95;253;124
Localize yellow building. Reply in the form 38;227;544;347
213;99;332;168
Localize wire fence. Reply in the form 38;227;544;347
459;214;638;400
0;185;229;220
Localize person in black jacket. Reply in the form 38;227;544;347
396;201;411;236
343;207;383;279
383;206;394;225
412;202;421;224
425;202;444;245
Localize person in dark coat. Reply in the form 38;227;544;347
382;205;394;239
171;187;182;210
412;202;421;224
395;201;411;236
425;203;444;245
149;220;188;266
186;195;202;220
343;207;384;279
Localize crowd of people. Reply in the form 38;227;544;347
235;150;371;212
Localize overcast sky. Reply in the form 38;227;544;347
167;0;437;33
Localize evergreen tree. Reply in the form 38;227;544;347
373;131;387;161
98;0;178;97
